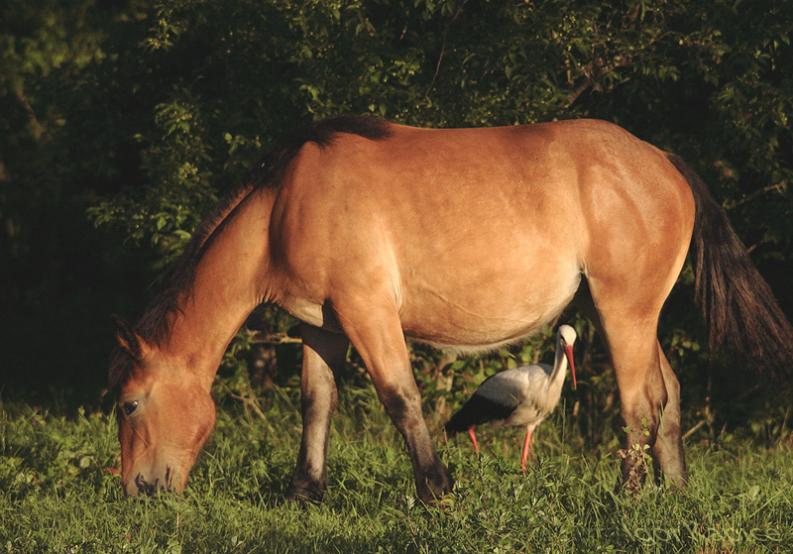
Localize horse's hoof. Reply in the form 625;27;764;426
285;479;325;505
416;465;454;504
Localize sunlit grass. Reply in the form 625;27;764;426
2;389;792;553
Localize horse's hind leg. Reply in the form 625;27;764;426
331;294;452;503
575;284;687;487
652;343;687;486
286;324;348;503
588;254;674;490
603;315;667;491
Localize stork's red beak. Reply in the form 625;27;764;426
565;344;577;390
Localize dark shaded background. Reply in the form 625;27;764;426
1;0;790;438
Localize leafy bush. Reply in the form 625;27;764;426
1;0;790;429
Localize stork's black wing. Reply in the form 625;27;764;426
444;390;519;435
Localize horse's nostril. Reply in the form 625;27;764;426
134;473;157;496
131;471;177;495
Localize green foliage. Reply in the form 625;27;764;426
1;1;791;422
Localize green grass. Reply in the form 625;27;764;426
2;388;792;554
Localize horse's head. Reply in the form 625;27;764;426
109;317;216;496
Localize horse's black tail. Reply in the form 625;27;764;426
667;153;793;373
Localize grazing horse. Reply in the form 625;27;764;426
108;116;792;502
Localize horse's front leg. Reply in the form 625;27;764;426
332;294;453;503
286;324;348;503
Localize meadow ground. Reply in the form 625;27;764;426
1;387;792;553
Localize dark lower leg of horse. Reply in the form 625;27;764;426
617;365;666;493
651;344;687;487
381;385;453;504
618;406;660;494
286;326;346;504
332;296;452;502
287;399;336;503
598;316;667;494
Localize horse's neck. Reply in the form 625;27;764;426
164;187;276;391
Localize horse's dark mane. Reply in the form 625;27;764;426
127;115;391;353
247;114;392;187
132;184;256;346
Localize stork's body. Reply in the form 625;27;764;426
446;325;577;472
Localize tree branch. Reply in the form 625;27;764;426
425;4;465;97
250;332;302;345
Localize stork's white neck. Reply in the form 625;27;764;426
547;337;569;391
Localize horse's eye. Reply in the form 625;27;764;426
122;400;139;416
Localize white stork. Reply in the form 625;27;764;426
445;325;578;473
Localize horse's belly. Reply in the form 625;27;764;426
399;263;581;352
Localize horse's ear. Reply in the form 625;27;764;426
111;314;143;360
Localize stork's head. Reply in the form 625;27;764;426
557;324;578;389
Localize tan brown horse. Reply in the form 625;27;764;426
109;116;792;502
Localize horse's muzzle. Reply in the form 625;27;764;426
125;466;178;497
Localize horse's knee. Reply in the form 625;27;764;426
380;384;421;427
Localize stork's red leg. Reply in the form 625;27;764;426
467;427;480;455
520;427;534;474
